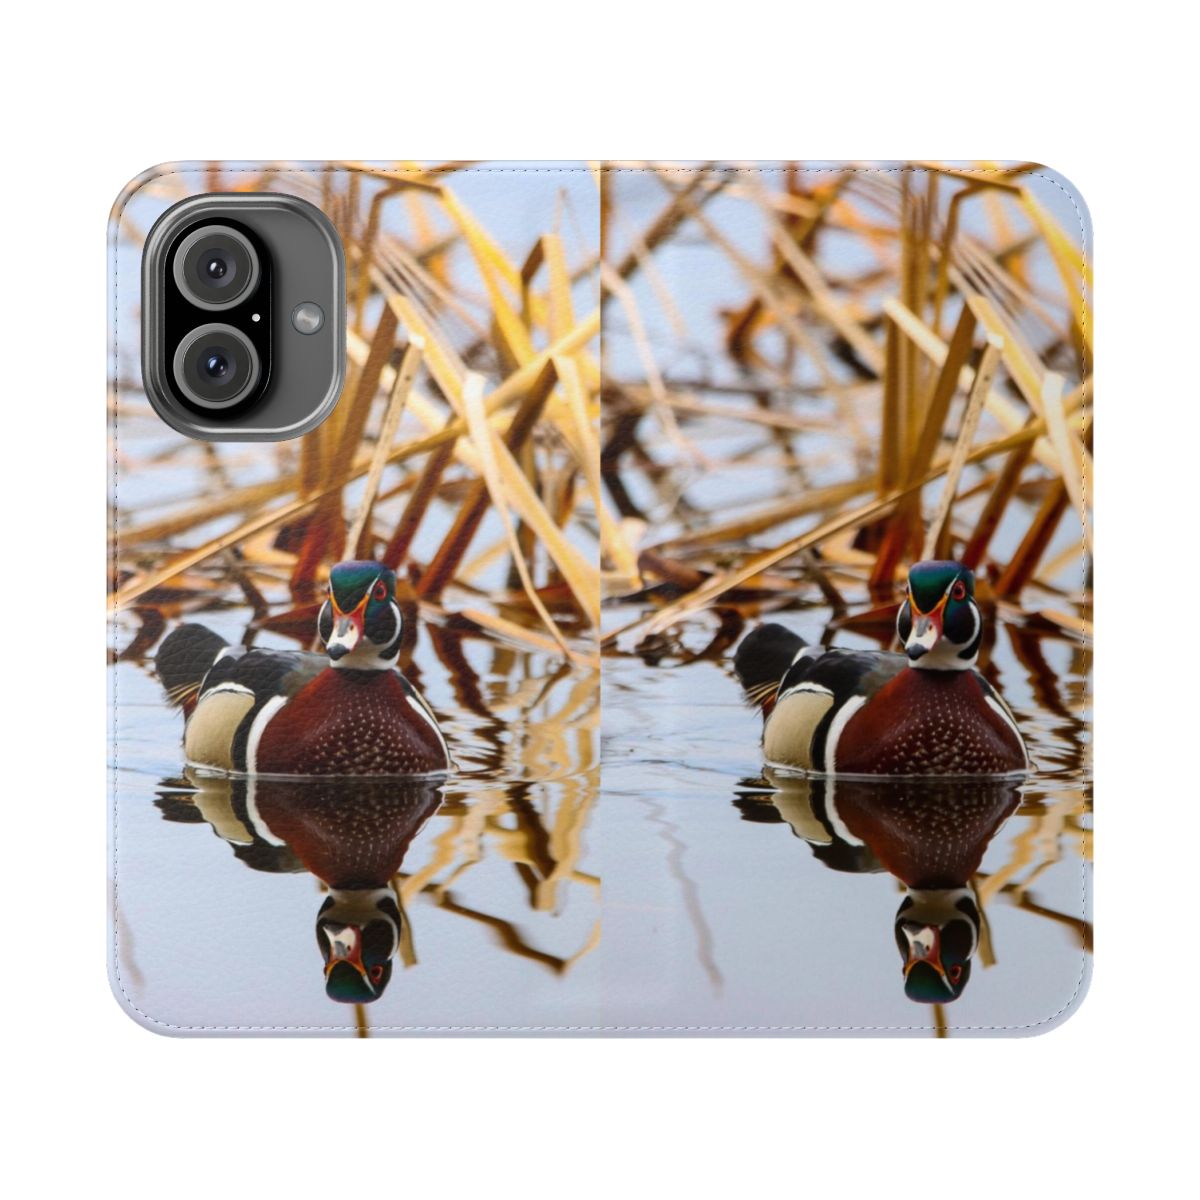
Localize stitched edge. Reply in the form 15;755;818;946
109;162;1092;1034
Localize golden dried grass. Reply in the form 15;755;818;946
598;162;1092;649
110;162;607;667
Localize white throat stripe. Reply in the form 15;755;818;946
824;695;867;774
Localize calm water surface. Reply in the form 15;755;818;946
112;609;601;1035
113;581;1089;1037
600;597;1091;1035
593;171;1091;1034
111;167;1091;1035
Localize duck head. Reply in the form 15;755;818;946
895;886;981;1003
316;888;403;1004
896;560;982;670
318;560;403;669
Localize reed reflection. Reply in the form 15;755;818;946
738;774;1020;1004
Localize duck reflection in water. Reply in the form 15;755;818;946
155;773;444;1004
739;773;1020;1003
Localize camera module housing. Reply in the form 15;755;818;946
141;193;344;441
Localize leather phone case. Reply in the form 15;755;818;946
109;161;1091;1036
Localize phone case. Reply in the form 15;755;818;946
109;161;1091;1036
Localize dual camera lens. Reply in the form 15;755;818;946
172;225;260;311
169;225;263;410
172;325;261;410
144;193;344;439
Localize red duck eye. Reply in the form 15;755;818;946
372;581;388;601
951;581;967;601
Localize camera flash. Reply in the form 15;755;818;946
291;301;324;335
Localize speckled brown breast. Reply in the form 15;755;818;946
835;670;1025;776
255;670;448;776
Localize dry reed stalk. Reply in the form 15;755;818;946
417;362;558;601
381;440;455;568
1040;369;1091;553
870;304;981;584
600;260;692;460
457;607;577;659
920;333;1004;560
994;481;1070;599
113;309;601;612
459;370;574;656
605;168;714;288
345;337;424;556
961;439;1035;570
882;297;1060;472
604;403;1085;645
555;354;640;588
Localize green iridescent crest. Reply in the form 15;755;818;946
329;560;396;612
907;560;974;613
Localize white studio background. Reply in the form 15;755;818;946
2;3;1191;1196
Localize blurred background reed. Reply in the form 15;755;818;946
109;164;604;1027
597;163;1091;1030
599;161;1091;662
108;162;1090;1030
110;160;603;666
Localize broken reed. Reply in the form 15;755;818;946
597;162;1092;645
114;165;606;980
110;161;610;666
109;163;1093;661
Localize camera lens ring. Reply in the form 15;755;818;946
172;323;262;410
171;224;260;311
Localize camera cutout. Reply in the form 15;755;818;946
142;193;344;442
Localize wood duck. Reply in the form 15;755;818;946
752;771;1020;1003
735;561;1028;777
157;772;444;1003
156;561;451;777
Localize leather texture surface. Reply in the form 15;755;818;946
110;161;1092;1037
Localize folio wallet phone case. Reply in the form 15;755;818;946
109;161;1092;1036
